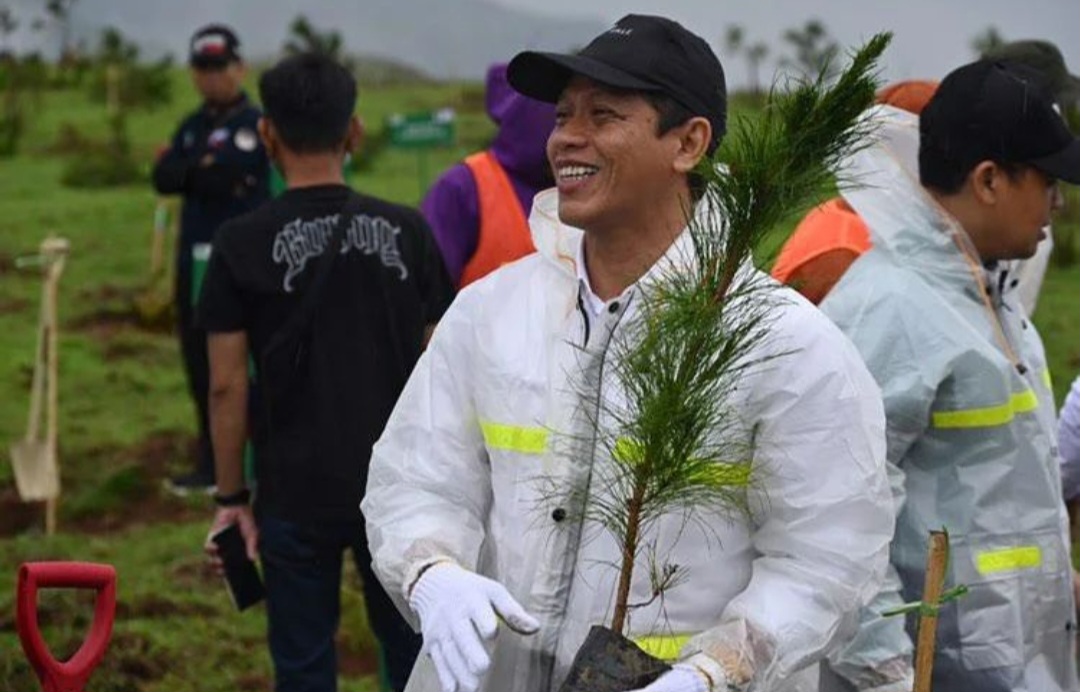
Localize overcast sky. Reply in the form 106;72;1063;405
492;0;1080;89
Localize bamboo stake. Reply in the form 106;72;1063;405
23;279;47;454
42;238;68;536
914;530;950;692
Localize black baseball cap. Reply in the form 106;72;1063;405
506;14;727;145
189;24;242;69
921;59;1080;184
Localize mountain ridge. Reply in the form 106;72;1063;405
55;0;607;80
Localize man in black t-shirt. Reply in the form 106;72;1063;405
200;53;453;692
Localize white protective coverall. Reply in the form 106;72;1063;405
821;105;1079;692
364;188;895;692
1059;376;1080;502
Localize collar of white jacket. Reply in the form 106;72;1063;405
527;185;747;294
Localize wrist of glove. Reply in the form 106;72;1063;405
409;563;539;692
626;653;735;692
846;655;914;692
860;673;915;692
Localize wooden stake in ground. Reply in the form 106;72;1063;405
914;530;950;692
9;237;70;535
882;529;968;692
135;197;177;327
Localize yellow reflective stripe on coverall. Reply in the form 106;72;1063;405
479;422;548;454
931;389;1039;429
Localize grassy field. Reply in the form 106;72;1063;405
0;68;1077;691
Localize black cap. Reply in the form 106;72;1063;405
921;60;1080;184
506;14;727;145
189;24;242;69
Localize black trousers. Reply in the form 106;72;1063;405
176;252;214;479
259;514;422;692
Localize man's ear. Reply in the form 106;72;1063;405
970;160;1000;205
257;117;277;161
672;116;712;174
345;115;364;155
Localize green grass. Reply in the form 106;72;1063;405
1034;188;1080;399
0;69;1077;691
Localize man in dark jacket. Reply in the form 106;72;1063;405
152;24;270;494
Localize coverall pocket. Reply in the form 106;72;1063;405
955;577;1024;670
952;541;1024;671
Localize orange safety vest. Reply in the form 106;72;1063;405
771;197;873;304
458;151;536;288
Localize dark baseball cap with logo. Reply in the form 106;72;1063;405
506;14;727;146
921;59;1080;185
189;24;242;69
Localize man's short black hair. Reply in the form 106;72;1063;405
643;91;716;200
259;52;357;154
644;91;720;156
919;143;1026;194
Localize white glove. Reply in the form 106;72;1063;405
409;562;540;692
626;664;710;692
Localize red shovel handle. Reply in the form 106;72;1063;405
16;562;117;692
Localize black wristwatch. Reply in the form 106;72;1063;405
213;488;251;507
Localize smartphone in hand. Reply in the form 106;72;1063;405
211;522;265;611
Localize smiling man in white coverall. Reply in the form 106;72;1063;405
821;60;1080;692
363;14;895;692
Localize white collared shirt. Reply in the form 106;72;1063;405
574;238;633;319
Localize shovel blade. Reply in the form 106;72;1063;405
9;441;59;501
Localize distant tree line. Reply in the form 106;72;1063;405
722;18;1073;104
722;18;841;95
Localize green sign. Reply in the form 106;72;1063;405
387;109;456;149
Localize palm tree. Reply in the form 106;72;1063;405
0;6;18;56
747;42;769;95
724;24;744;61
45;0;77;58
283;15;344;60
971;26;1005;57
782;19;839;80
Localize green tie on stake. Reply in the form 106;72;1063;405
882;530;968;692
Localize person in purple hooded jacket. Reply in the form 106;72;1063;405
420;62;554;288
